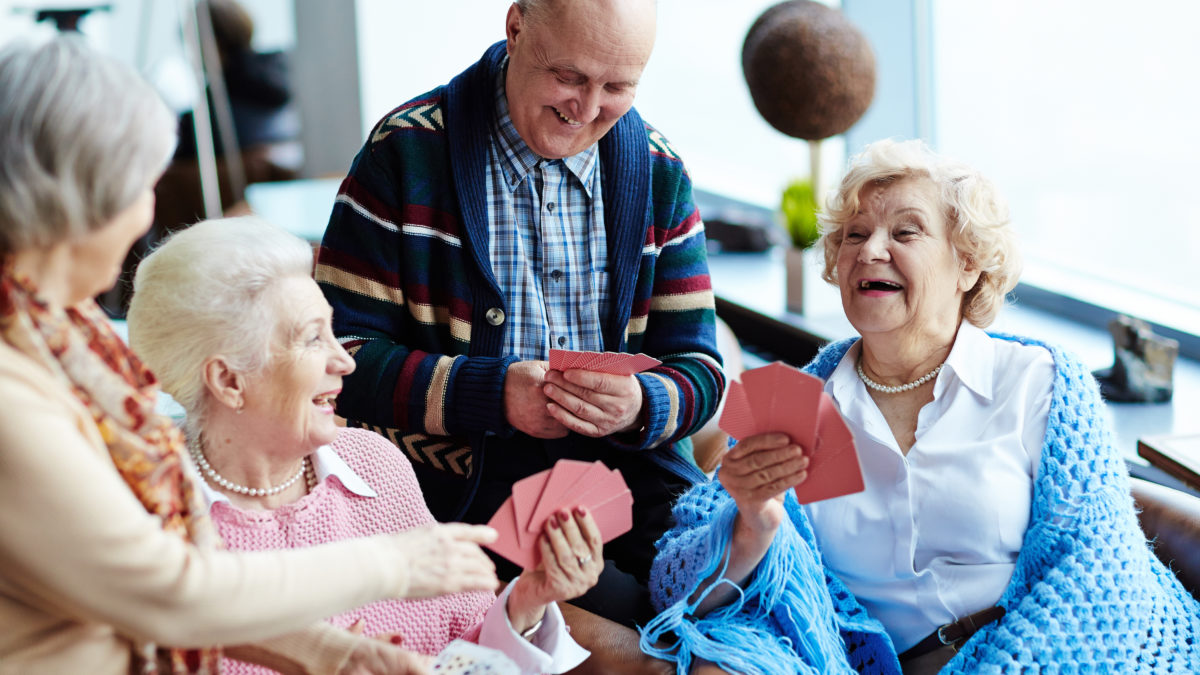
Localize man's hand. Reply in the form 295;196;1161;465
543;369;644;437
504;360;570;438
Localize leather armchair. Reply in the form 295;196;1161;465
1131;477;1200;599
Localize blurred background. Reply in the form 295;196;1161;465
4;0;1196;343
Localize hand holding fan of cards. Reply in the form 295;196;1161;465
485;459;633;570
719;361;865;503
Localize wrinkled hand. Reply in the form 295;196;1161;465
506;506;604;634
543;369;643;437
719;433;809;535
394;523;499;598
505;360;570;438
338;639;433;675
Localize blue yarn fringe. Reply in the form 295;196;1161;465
640;495;855;675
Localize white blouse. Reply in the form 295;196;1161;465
803;323;1055;652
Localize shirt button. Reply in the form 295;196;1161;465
485;308;505;326
557;336;567;346
546;202;555;213
551;269;563;281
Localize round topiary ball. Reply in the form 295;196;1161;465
742;0;876;141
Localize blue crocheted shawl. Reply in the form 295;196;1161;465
641;334;1200;674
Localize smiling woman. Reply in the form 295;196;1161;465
644;139;1199;675
0;36;500;675
128;217;601;674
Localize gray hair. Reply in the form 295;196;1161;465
127;216;314;439
0;36;176;257
818;138;1021;328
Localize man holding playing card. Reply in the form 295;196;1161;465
315;0;724;628
644;140;1198;675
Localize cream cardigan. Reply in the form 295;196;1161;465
0;340;417;674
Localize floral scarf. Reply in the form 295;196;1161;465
0;270;222;674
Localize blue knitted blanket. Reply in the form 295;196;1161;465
642;334;1200;673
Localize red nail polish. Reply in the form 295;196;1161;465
574;505;586;516
549;517;560;529
390;635;404;645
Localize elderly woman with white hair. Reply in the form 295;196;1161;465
642;139;1199;674
128;216;601;675
0;37;500;675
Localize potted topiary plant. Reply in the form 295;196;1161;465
781;177;820;313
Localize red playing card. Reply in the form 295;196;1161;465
583;351;624;371
549;349;571;371
484;497;537;570
525;460;602;535
511;469;551;550
587;487;634;542
717;380;759;441
739;362;823;450
572;466;628;513
600;352;662;376
579;352;659;376
793;392;865;504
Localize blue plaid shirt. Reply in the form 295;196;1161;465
486;62;609;360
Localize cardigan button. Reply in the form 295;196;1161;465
485;307;506;326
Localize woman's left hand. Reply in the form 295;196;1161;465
506;506;604;635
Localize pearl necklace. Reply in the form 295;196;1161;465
189;441;309;497
856;360;944;394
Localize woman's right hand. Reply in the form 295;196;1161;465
690;433;809;616
393;523;499;598
339;640;433;675
719;433;809;537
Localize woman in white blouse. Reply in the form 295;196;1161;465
698;138;1043;675
644;139;1198;675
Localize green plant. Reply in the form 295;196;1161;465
781;178;820;249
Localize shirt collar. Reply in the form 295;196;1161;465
492;57;598;195
938;321;995;402
193;444;378;513
826;322;995;403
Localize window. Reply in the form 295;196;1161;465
931;1;1200;342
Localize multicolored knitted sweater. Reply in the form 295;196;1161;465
643;335;1200;674
315;41;722;521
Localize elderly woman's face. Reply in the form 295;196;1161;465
835;177;979;340
240;276;356;453
63;187;155;305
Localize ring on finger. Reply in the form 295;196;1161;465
576;554;593;567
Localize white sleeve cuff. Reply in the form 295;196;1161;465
476;576;591;674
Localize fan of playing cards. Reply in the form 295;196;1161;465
548;349;661;375
485;459;633;570
718;361;865;503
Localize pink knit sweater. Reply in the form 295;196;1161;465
212;427;496;674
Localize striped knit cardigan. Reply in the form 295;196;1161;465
315;41;723;522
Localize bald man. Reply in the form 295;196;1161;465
316;0;725;628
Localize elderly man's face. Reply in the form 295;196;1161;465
504;0;656;159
